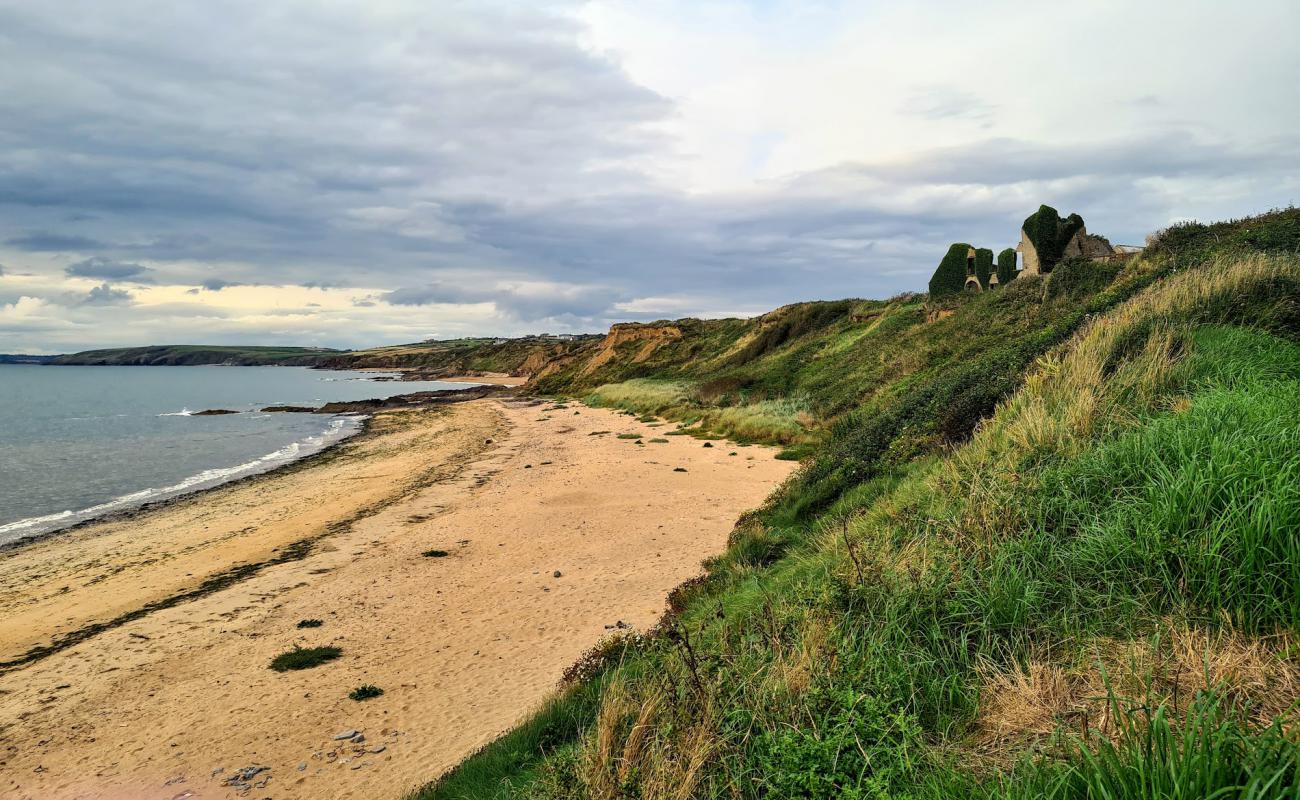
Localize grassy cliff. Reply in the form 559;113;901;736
415;208;1300;799
316;335;599;376
51;344;341;366
49;335;598;374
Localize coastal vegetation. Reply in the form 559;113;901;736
414;208;1300;799
350;684;385;701
269;645;342;672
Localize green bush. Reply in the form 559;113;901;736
1043;257;1121;300
1147;206;1300;263
750;689;924;800
929;243;974;297
349;684;385;701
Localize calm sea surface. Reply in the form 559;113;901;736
0;365;470;544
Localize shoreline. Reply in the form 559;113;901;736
0;384;505;553
0;398;796;799
0;415;371;555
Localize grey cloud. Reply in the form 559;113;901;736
65;256;152;281
383;281;624;323
82;283;133;305
6;232;104;252
193;278;242;291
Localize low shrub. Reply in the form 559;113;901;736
349;684;384;701
269;646;342;672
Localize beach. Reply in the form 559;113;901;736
0;398;795;799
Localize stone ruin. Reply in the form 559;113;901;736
928;205;1123;298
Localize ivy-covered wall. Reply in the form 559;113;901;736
975;248;994;288
997;248;1018;284
928;243;974;297
1022;205;1085;271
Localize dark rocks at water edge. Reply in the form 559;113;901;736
183;384;506;417
313;383;511;413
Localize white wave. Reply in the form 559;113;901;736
0;509;74;535
0;415;364;543
158;408;194;417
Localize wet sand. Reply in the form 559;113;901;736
0;399;795;799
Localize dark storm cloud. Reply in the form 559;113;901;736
65;256;152;281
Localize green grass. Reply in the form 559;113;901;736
350;684;385;701
296;618;323;629
616;433;642;440
983;692;1299;800
269;646;342;672
413;212;1300;800
423;549;450;558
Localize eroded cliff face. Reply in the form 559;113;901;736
581;323;683;376
527;322;684;381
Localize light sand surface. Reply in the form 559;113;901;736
0;399;795;799
437;374;528;387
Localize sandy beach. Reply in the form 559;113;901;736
0;399;795;799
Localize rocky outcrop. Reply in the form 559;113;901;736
313;384;510;414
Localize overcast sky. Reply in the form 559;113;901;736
2;0;1297;352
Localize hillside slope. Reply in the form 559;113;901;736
417;208;1300;799
316;335;600;377
50;344;341;366
48;335;599;374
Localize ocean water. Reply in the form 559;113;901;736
0;365;472;544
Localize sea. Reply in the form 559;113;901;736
0;364;472;545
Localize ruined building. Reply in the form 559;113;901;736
927;205;1119;297
1015;205;1114;277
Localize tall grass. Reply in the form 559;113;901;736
586;380;814;444
987;692;1299;800
585;379;691;415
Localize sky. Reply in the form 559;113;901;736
2;0;1298;353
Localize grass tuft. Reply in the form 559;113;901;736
269;646;342;672
349;684;385;701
